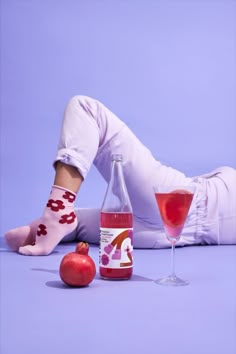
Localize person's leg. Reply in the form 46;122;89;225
5;95;99;255
16;95;124;255
5;95;115;255
5;95;198;255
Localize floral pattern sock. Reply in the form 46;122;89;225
19;185;78;256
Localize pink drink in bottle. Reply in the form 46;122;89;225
99;154;133;280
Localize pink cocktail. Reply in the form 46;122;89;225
155;190;194;241
154;186;195;286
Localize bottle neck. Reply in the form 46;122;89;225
101;157;132;213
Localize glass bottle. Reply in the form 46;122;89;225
99;154;133;280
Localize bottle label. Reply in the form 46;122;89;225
99;227;133;269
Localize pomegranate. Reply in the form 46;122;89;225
59;242;96;287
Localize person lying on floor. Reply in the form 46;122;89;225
5;95;236;255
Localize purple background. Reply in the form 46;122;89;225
1;0;236;236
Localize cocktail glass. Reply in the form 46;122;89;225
154;185;195;286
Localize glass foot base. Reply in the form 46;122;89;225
155;275;189;286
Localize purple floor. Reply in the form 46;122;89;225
1;238;236;354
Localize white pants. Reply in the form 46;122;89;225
55;96;236;248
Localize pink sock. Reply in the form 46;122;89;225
5;219;39;251
18;185;78;256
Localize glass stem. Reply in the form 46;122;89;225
171;244;176;278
